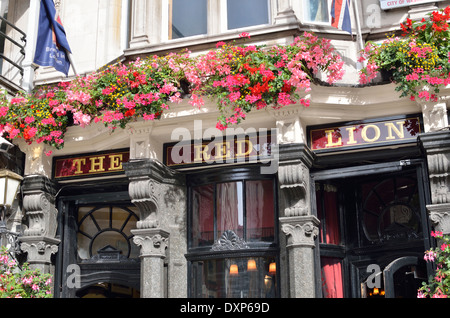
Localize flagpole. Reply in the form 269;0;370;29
352;0;365;69
66;51;78;77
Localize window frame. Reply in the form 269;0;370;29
186;166;278;254
185;165;280;298
294;0;332;26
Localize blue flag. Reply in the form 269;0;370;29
33;0;72;75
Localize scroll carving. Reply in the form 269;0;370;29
22;193;57;237
278;163;309;216
427;152;450;204
129;178;159;229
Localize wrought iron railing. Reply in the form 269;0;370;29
0;15;26;77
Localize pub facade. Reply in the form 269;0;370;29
1;0;450;298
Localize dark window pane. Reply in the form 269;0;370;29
191;184;215;247
172;0;207;39
217;182;244;239
227;0;269;30
190;256;278;298
246;180;274;242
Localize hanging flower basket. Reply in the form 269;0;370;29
359;6;450;102
0;32;345;151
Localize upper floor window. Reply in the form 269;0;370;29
170;0;207;39
227;0;270;30
304;0;329;23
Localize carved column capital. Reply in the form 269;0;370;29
280;216;319;248
19;236;59;272
428;203;450;235
131;228;169;258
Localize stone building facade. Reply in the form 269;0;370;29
0;0;449;298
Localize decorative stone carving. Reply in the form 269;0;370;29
211;230;249;251
280;216;319;248
419;131;450;204
124;159;185;229
21;176;58;238
419;99;448;132
428;204;450;235
132;230;169;257
278;162;309;216
20;236;59;272
129;178;160;229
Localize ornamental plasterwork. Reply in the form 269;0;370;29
211;230;249;251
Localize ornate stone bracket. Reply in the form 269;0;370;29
418;131;450;235
276;144;315;217
21;175;58;239
124;159;185;230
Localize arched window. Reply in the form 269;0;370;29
77;205;140;260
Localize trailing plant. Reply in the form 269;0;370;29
0;32;345;151
418;231;450;298
359;6;450;102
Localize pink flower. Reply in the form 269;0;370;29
239;32;250;39
143;113;156;121
216;41;226;48
25;116;35;124
0;106;8;117
189;94;204;108
31;284;39;291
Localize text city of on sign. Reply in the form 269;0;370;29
309;117;421;151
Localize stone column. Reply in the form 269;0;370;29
129;0;162;48
280;215;319;298
19;175;60;274
131;228;169;298
277;143;319;298
419;130;450;235
124;158;186;298
274;0;298;24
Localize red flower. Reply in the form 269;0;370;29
125;109;135;117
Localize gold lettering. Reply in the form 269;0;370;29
361;124;381;142
346;127;357;145
215;142;231;159
235;139;253;157
89;156;106;173
325;129;342;147
109;154;123;171
72;158;86;174
385;121;405;140
193;144;211;162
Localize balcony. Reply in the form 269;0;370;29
0;14;26;95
